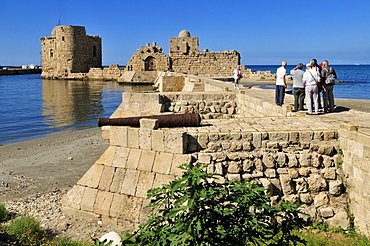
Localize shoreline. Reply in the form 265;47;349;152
0;127;109;203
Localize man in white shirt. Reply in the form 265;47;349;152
302;63;320;115
275;61;287;106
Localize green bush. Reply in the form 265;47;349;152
4;214;47;246
122;163;306;245
0;203;8;221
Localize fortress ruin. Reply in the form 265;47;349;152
40;26;241;80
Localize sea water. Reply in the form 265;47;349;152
0;74;154;145
246;65;370;100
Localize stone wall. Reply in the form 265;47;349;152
62;117;348;231
170;50;240;77
339;123;370;236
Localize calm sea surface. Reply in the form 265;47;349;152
0;74;154;145
0;65;369;145
247;65;370;100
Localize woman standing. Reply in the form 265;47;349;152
302;63;320;115
233;65;242;89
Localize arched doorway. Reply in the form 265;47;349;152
145;56;156;71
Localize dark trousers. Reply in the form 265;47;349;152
275;85;285;106
293;87;305;110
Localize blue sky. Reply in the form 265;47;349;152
1;0;370;66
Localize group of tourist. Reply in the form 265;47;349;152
275;59;337;115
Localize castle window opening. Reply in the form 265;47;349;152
145;56;156;71
93;46;97;57
62;36;65;41
50;49;53;58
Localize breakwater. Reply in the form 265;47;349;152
0;67;41;75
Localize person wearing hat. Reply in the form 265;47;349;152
275;60;287;106
290;63;305;111
302;63;320;115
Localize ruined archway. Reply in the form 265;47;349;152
145;56;156;71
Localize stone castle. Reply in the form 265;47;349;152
40;26;102;79
40;26;241;80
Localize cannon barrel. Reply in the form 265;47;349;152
98;113;201;128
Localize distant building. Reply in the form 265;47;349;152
127;30;241;77
40;25;101;79
40;26;240;79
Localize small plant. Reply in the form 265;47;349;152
0;203;8;221
337;148;343;155
3;214;48;246
338;159;344;164
260;76;265;79
122;163;306;245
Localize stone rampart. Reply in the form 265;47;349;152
62;116;348;231
339;123;370;236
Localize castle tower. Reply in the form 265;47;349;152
40;25;102;78
169;30;199;55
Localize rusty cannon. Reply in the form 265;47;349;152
97;113;201;128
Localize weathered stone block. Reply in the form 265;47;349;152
94;190;114;216
300;154;311;167
136;171;155;198
280;174;295;195
228;161;241;174
137;150;156;172
98;166;115;191
314;192;329;207
164;131;188;154
120;195;144;223
61;185;86;210
265;169;277;178
227;174;241;181
121;169;140;196
252;132;262;148
127;128;140;148
152;130;164;152
300;131;314;141
152;173;175;189
299;193;313;204
198;153;212;164
318;145;335;156
320;206;334;218
110;168;126;193
139;129;152;150
112;147;130;168
262;154;275;168
96;146;117;166
171;154;191;176
153;152;174;174
307;174;327;192
77;164;104;188
197;133;209;149
139;118;159;129
329;180;343;196
324;168;337;180
110;126;128;147
81;187;98;212
276;152;288;167
126;148;142;170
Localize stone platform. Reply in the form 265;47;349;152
62;79;370;236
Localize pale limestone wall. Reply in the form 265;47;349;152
170;50;240;77
62;119;348;230
41;25;101;79
62;121;192;230
237;91;293;117
339;123;370;236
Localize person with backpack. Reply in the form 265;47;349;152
321;60;337;113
